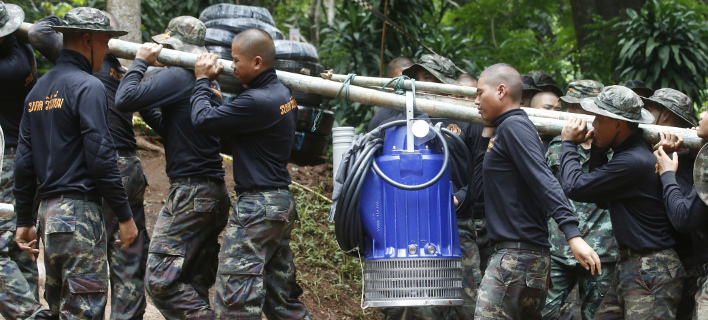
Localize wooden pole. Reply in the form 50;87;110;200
14;22;699;151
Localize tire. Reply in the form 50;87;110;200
291;131;330;156
274;40;319;63
207;46;233;60
205;29;237;47
291;90;323;106
216;74;243;94
296;106;334;135
204;18;285;41
274;59;324;77
199;4;275;26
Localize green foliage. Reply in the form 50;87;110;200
616;0;708;108
289;184;369;318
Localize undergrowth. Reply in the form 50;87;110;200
290;184;372;319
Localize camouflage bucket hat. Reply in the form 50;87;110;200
560;80;604;104
521;75;541;93
528;70;563;97
0;2;24;38
51;7;128;37
623;80;655;97
152;16;207;54
579;85;654;124
402;54;459;85
642;88;697;126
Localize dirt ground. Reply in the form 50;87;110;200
3;141;367;320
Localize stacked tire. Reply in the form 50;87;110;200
200;4;331;160
280;44;331;160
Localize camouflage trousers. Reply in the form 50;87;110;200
39;197;109;319
379;217;482;320
694;271;708;320
102;154;149;320
594;248;685;320
541;260;617;320
213;189;311;320
677;256;699;320
0;154;44;319
474;248;551;319
145;179;230;320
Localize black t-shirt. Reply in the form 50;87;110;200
16;50;132;226
191;67;296;190
93;55;137;150
115;59;225;179
0;35;37;147
559;131;676;251
473;109;581;247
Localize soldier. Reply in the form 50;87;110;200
27;11;152;319
190;28;312;319
530;91;561;112
0;2;44;319
528;69;563;97
623;80;654;98
472;64;600;319
115;16;229;319
542;80;617;320
388;56;414;78
654;111;708;319
520;74;541;108
559;85;685;319
366;54;483;320
15;7;138;319
368;56;414;131
644;88;699;320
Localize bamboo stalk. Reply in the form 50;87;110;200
15;23;702;150
322;72;478;98
106;39;705;150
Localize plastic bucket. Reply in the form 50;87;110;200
332;127;355;178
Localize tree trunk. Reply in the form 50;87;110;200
106;0;141;66
570;0;645;50
309;0;322;47
327;0;336;25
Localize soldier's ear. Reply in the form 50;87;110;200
497;84;507;100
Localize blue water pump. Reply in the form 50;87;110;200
332;94;464;308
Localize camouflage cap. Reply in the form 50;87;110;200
51;7;127;37
0;2;24;38
642;88;697;126
402;54;459;85
528;70;563;97
623;80;655;97
579;85;654;124
521;75;541;93
152;16;207;54
560;80;604;104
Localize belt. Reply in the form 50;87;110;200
618;247;667;260
699;263;708;277
493;241;549;254
45;192;102;204
115;148;137;158
170;176;224;184
4;147;15;156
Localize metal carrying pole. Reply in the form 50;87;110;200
16;22;705;150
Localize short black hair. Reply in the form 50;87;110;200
457;73;478;82
387;56;414;77
479;63;523;102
